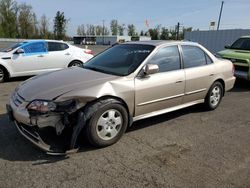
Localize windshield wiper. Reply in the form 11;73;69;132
83;66;121;76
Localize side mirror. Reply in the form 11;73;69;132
15;48;24;54
224;45;231;49
143;64;159;75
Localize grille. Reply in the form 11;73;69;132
12;92;25;107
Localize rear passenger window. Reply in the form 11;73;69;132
149;46;181;72
182;46;207;68
48;42;69;51
205;54;213;64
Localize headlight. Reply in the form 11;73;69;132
27;99;76;113
27;100;57;113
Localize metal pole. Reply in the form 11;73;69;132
176;22;180;40
217;1;224;30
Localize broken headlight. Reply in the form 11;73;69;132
27;100;57;113
27;99;76;113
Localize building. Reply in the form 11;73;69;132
73;35;151;45
96;36;131;45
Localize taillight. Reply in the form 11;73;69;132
84;50;93;55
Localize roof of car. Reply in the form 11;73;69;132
239;36;250;38
25;39;65;43
125;40;198;46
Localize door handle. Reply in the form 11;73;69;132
65;53;71;55
37;55;44;57
176;80;183;83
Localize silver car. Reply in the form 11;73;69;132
6;41;235;154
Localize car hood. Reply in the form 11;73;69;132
217;49;250;59
17;67;119;101
0;52;11;58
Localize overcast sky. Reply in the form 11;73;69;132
15;0;250;36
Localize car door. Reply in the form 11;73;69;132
134;45;185;116
181;45;216;103
44;42;73;69
11;41;48;75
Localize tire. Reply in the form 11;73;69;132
0;67;7;83
68;61;83;67
204;81;223;110
86;100;128;147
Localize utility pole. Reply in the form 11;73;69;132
176;22;180;40
102;20;105;45
217;1;224;30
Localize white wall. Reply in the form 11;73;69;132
184;29;250;53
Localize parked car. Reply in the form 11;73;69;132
217;36;250;80
0;40;94;83
7;41;235;154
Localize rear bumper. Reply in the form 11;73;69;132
225;76;236;91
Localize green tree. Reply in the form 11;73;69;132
148;25;160;40
53;11;68;40
140;30;144;36
118;24;125;36
127;24;136;36
18;3;37;38
160;27;169;40
110;19;118;35
180;27;192;40
0;0;18;37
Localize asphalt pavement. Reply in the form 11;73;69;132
0;43;249;187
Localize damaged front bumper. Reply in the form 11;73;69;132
6;93;84;155
14;121;78;155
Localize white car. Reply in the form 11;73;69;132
0;40;94;82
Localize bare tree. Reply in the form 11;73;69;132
77;24;85;35
39;14;49;38
86;24;95;35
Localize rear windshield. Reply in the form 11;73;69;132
230;38;250;50
84;44;155;76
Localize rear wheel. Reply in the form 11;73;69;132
204;81;223;110
86;100;128;147
68;61;83;67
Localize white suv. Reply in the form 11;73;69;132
0;40;94;82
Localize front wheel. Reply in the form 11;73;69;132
204;81;223;110
86;100;128;147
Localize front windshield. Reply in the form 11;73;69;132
84;44;155;76
230;38;250;50
1;42;27;52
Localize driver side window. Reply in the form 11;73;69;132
148;46;181;72
22;42;47;54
